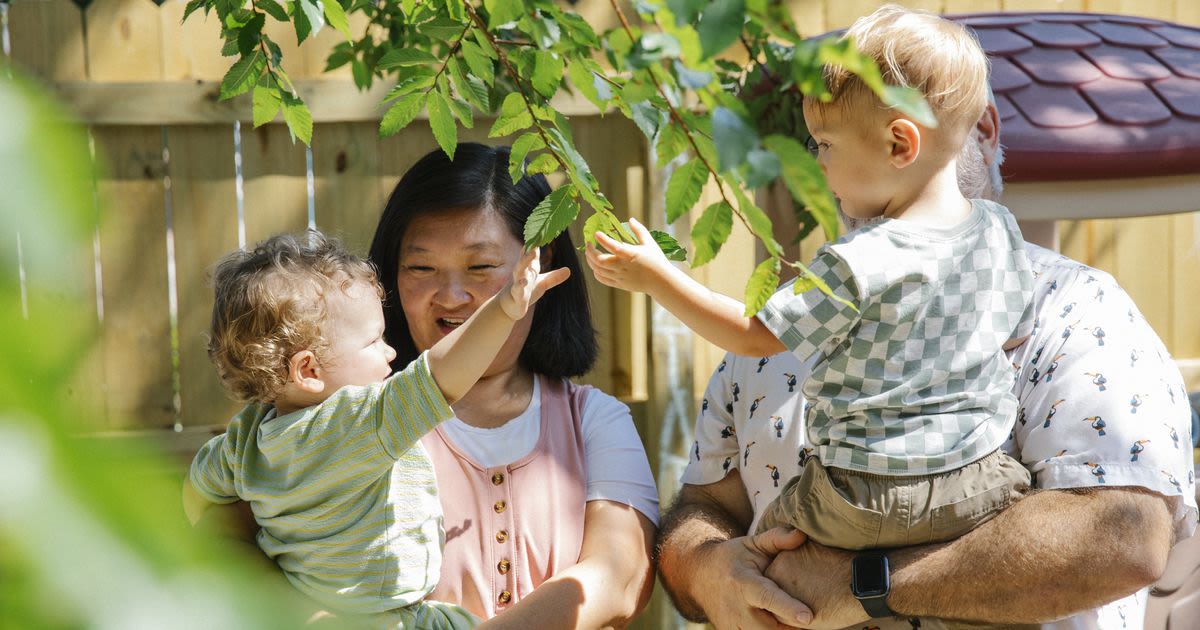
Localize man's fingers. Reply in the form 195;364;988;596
739;574;814;628
751;527;809;555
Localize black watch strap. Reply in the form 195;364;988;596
858;594;895;619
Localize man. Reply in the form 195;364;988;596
655;102;1197;629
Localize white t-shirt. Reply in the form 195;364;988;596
441;378;660;525
683;244;1197;630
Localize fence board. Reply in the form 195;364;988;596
1180;0;1200;25
946;0;1002;12
1114;216;1173;347
1171;212;1200;360
312;122;385;257
242;123;311;243
85;0;163;82
786;0;827;37
1004;0;1084;10
167;125;241;429
93;126;176;431
7;0;86;81
160;0;229;81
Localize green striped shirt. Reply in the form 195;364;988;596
189;352;454;614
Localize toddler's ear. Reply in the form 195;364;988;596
887;118;921;169
288;350;325;394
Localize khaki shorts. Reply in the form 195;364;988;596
756;449;1031;550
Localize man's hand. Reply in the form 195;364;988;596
690;527;815;629
586;218;675;296
764;540;869;630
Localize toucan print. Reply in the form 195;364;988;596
1044;399;1065;428
1130;440;1150;462
1084;416;1106;436
771;415;784;438
1085;462;1107;483
757;357;770;373
749;396;766;419
1084;372;1107;392
766;464;780;487
784;372;797;392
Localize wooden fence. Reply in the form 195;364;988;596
12;0;1200;440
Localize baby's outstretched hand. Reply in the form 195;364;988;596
585;217;672;295
500;247;571;321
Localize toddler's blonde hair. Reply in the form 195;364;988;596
812;5;989;136
207;230;381;403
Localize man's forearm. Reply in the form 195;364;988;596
888;487;1173;622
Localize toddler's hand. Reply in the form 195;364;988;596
586;217;673;295
499;247;571;321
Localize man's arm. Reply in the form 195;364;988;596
657;471;813;629
764;486;1174;628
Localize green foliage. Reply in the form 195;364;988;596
524;186;581;248
0;72;331;630
744;257;781;316
186;0;931;302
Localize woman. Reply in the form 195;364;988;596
368;143;658;627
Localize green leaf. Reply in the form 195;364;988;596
558;10;600;48
461;40;495;85
281;93;313;145
733;186;781;258
582;209;630;246
236;13;265;55
882;85;938;128
524;186;580;248
508;132;546;183
792;262;859;312
447;95;474;129
489;92;533;137
531;51;564;99
665;158;708;224
629;100;666;141
743;257;780;316
379;92;426;137
384;75;435;101
448;57;489;110
650;229;688;261
711;107;756;173
696;0;744;59
251;81;282;127
655;123;689;167
485;0;524;28
567;62;603;106
764;135;839;242
182;0;208;22
323;0;351;41
292;0;312;44
427;93;458;160
672;60;712;89
379;47;439;68
741;148;781;189
526;152;558;175
351;58;370;89
690;200;733;267
255;0;289;21
219;50;267;100
324;45;354;71
296;0;324;38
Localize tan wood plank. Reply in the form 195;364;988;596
311;121;385;258
1003;0;1084;10
1105;0;1175;19
7;0;87;81
92;126;176;431
1057;219;1089;266
787;0;827;37
166;124;242;429
945;0;1002;12
1113;215;1173;347
85;0;163;82
1179;0;1200;25
241;123;310;243
1170;211;1200;361
160;0;230;81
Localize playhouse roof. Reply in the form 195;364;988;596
952;12;1200;182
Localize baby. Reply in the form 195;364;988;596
183;231;566;628
588;4;1034;570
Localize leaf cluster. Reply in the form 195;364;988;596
186;0;931;312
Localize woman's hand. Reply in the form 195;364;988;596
586;218;675;296
498;247;571;321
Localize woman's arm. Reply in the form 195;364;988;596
478;500;656;630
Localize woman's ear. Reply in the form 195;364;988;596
288;350;325;394
888;118;921;169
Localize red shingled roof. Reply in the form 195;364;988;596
950;13;1200;182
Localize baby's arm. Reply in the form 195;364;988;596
586;218;784;357
426;247;570;403
182;479;214;526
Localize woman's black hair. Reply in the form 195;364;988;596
368;143;597;378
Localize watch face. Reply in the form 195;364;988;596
851;555;889;597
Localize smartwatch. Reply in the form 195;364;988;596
850;552;895;618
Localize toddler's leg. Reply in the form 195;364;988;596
385;600;480;629
924;450;1031;544
755;460;885;551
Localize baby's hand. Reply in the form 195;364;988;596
585;217;672;295
499;247;571;321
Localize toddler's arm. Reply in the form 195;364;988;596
426;247;570;402
586;218;784;357
182;479;214;526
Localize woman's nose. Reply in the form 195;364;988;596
432;275;473;308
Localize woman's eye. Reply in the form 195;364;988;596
403;265;434;273
469;264;498;271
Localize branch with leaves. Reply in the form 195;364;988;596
186;0;931;314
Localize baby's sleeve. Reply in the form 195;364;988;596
375;350;456;459
188;432;239;504
757;247;861;362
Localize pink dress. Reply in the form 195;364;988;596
421;376;590;619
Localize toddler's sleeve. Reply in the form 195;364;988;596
188;432;239;504
376;351;456;459
757;247;861;362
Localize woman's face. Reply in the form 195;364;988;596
396;206;534;376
